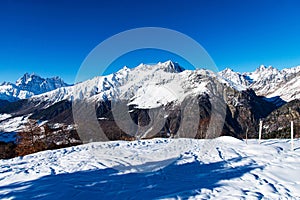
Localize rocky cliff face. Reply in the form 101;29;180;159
223;87;277;138
263;99;300;138
68;85;277;141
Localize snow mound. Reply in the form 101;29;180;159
215;136;244;144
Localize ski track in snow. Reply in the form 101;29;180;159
0;136;299;199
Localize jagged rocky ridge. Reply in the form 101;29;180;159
0;73;70;101
2;61;297;146
220;65;300;102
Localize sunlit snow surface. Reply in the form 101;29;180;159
0;136;299;199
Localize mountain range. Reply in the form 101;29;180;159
1;61;299;104
0;73;70;102
0;61;299;150
220;65;300;102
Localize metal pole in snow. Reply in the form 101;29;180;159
259;120;262;143
291;121;294;151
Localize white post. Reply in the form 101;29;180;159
245;128;248;145
291;121;294;151
259;120;263;143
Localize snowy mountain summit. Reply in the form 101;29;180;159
0;73;70;101
16;73;70;95
220;65;300;102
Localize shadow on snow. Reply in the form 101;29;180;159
0;157;262;199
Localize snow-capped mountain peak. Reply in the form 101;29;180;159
135;60;185;73
0;73;70;102
16;73;69;93
243;65;299;101
222;68;234;73
219;68;251;89
15;72;34;86
257;64;267;72
218;64;300;102
161;60;185;73
162;60;185;73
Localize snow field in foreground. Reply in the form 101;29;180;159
0;136;299;199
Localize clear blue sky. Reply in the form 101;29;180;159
1;0;300;84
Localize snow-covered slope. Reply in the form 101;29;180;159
268;77;300;101
219;65;300;102
31;61;239;109
0;82;32;101
219;68;251;90
0;73;70;101
245;65;299;99
0;137;299;199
